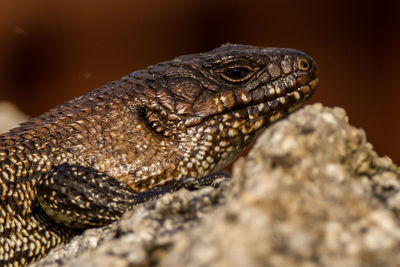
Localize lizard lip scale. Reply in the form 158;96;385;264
0;44;318;266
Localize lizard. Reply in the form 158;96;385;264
0;44;318;266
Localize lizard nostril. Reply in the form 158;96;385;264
298;58;311;71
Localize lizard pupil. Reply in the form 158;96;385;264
223;67;250;81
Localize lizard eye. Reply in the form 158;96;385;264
221;66;254;83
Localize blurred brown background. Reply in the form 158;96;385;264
0;0;399;162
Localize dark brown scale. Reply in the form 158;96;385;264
0;44;318;266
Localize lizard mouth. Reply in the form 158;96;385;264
193;75;318;133
229;77;318;121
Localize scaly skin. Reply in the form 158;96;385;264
0;44;318;266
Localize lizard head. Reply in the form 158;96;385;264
129;44;318;177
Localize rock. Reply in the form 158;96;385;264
32;104;400;267
0;101;29;133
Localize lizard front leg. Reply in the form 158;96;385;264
36;164;227;229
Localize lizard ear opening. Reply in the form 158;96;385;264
144;110;174;137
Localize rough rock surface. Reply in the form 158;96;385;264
25;103;400;267
0;101;29;133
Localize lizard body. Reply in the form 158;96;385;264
0;44;318;266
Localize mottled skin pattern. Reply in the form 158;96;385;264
0;44;318;266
